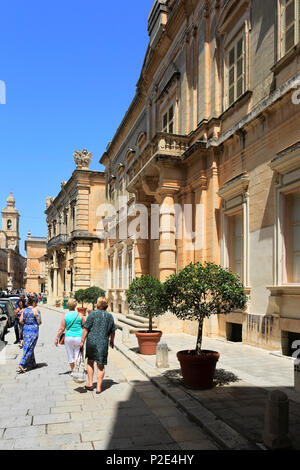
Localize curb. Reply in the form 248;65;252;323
115;340;262;451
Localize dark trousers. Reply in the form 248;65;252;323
14;318;20;342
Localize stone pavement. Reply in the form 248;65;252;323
114;329;300;450
0;307;220;450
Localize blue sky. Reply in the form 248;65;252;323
0;0;153;255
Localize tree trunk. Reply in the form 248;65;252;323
196;318;204;355
149;313;153;333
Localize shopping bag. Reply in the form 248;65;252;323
72;350;87;383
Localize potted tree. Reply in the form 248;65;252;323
55;299;61;308
74;289;87;316
126;275;166;355
84;286;106;312
164;262;247;389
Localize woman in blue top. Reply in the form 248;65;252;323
55;299;84;375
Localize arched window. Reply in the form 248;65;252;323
7;220;12;230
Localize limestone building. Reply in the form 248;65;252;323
0;193;25;291
45;150;106;305
100;0;300;354
25;232;47;294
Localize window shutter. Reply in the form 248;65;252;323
285;0;296;52
228;46;235;106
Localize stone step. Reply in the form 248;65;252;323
126;313;152;324
115;320;141;333
118;316;157;329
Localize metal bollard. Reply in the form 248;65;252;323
122;326;130;344
156;340;169;368
262;390;291;449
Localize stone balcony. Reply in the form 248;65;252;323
47;234;68;249
127;132;190;187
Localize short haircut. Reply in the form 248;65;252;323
67;298;77;310
96;297;108;310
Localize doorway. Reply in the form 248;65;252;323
226;322;243;343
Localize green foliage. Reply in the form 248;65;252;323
164;262;247;353
126;275;167;332
84;286;106;309
74;289;86;307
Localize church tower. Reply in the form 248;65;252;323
2;193;20;252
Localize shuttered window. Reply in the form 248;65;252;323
229;213;243;281
227;35;246;107
287;192;300;283
162;104;174;134
282;0;300;55
128;251;133;286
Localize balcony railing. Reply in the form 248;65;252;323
128;132;190;185
47;234;68;249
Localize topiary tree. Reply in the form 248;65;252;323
84;286;106;310
74;289;86;307
126;275;167;332
164;262;248;355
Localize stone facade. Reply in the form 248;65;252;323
25;232;47;294
0;193;25;291
45;151;106;305
100;0;300;354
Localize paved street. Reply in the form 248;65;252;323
114;329;300;449
0;307;219;450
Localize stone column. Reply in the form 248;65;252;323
53;268;58;299
159;192;177;282
135;239;149;278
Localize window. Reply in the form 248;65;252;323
162;104;174;134
281;0;300;55
286;192;300;282
118;253;122;288
128;251;133;286
72;206;76;231
228;213;243;280
226;34;246;107
7;220;12;230
110;256;114;289
64;213;68;234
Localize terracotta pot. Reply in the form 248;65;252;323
135;331;162;355
77;307;87;316
55;303;61;308
177;350;220;390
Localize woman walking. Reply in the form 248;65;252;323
55;299;84;375
80;297;116;394
18;297;40;373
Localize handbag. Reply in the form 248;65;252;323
59;312;79;345
72;350;87;383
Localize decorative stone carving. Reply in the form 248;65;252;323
73;149;92;169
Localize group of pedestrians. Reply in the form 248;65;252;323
54;296;116;394
14;293;117;395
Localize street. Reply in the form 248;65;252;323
0;306;219;450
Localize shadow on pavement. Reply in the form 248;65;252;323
73;379;119;394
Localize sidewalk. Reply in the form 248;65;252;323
114;329;300;450
0;307;221;450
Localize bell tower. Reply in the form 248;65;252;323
2;192;20;252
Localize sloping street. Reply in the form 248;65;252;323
0;307;219;450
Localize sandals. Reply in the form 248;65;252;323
18;366;26;373
85;385;94;391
